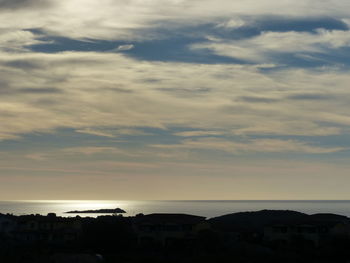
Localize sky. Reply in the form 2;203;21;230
1;0;350;200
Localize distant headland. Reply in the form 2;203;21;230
65;208;126;214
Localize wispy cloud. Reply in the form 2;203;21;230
0;0;52;10
76;128;115;138
62;147;121;155
191;29;350;63
0;51;349;140
0;29;47;52
174;130;223;137
152;138;346;154
116;44;134;51
1;0;350;41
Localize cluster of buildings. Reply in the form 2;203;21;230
0;213;82;244
0;212;210;246
133;213;210;245
264;216;350;247
1;211;350;249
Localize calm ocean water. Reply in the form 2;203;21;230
0;200;350;218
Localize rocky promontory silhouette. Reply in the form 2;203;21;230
65;208;126;214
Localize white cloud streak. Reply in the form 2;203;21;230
152;138;345;154
116;44;134;51
192;29;350;63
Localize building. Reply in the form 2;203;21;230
264;224;330;247
0;214;16;236
133;213;209;246
14;213;82;243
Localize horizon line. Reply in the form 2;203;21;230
4;199;350;202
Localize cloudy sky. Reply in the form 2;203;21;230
1;0;350;200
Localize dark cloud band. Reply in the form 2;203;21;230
0;0;51;10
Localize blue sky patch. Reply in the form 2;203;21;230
26;16;350;67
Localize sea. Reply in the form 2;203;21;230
1;200;350;218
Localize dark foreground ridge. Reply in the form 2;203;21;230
65;208;126;214
1;209;350;262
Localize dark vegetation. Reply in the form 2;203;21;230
1;210;350;262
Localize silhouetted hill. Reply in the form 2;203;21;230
209;210;308;232
133;213;206;224
308;213;348;221
301;213;349;226
2;210;350;262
